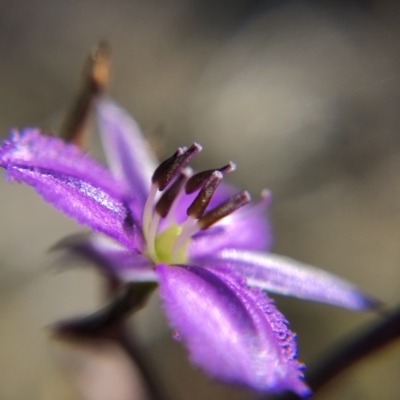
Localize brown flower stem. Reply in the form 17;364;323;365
60;40;111;147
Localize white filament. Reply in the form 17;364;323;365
147;213;161;260
143;184;158;242
171;216;199;263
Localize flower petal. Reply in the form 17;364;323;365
96;98;158;206
197;249;378;311
53;233;156;282
157;264;310;397
0;129;142;249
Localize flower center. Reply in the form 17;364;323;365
142;143;251;265
154;226;185;264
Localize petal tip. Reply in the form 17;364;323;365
357;294;385;312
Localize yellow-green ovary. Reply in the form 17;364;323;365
154;226;188;264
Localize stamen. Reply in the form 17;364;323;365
219;161;236;175
143;183;159;241
151;147;184;186
152;143;202;191
155;172;187;218
237;189;272;220
171;216;198;263
260;189;272;208
198;191;251;230
185;161;236;194
187;171;223;218
147;213;161;260
167;167;193;226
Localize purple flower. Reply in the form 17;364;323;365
0;98;377;397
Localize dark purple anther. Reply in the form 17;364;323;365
185;161;236;194
198;191;251;230
187;171;223;218
152;143;202;191
155;172;188;218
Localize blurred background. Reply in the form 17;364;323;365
1;0;400;399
